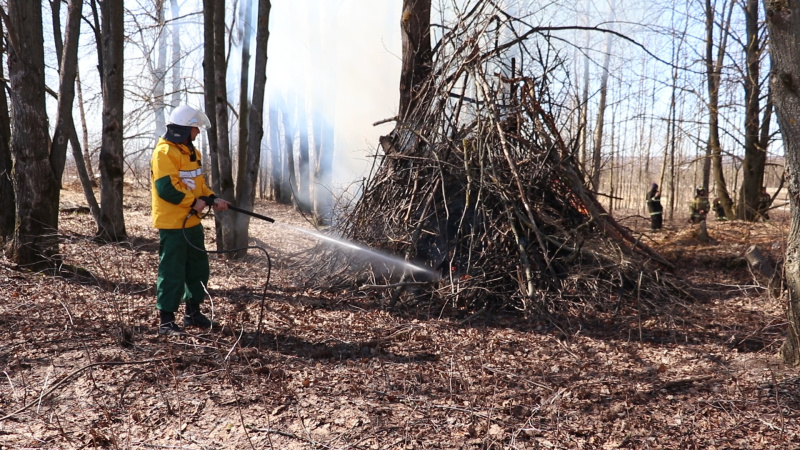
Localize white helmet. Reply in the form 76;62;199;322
168;105;211;129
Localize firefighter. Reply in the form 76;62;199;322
646;183;663;230
689;186;710;224
713;198;727;221
150;105;230;336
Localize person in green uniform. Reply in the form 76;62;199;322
689;186;710;224
713;198;727;221
150;105;230;336
646;183;663;230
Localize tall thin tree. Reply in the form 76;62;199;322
738;0;770;220
704;0;735;217
233;0;272;257
96;0;127;241
590;2;615;192
0;13;14;242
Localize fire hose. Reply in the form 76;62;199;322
182;196;275;345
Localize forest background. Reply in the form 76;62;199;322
7;0;785;222
2;0;799;448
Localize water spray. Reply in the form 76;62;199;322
201;196;436;278
185;197;438;344
276;223;436;278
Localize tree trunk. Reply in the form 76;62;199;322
0;15;14;241
202;0;224;248
6;0;61;269
297;101;311;213
52;0;99;223
398;0;432;120
738;0;767;221
591;29;612;193
89;0;104;88
50;0;83;185
203;0;219;191
152;0;167;141
233;0;271;258
212;0;236;251
170;0;182;108
578;29;590;174
764;0;800;366
705;0;735;218
76;69;97;184
268;103;281;200
235;0;253;209
312;0;340;225
96;0;127;242
282;94;298;209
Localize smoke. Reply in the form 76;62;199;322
264;0;403;195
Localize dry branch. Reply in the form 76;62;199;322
291;4;682;317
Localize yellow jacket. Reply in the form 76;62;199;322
150;137;215;229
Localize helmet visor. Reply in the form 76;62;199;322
192;110;211;129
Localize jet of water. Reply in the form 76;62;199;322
277;223;438;279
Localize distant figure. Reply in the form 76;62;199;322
713;198;727;221
646;183;663;230
757;187;771;221
689;186;709;224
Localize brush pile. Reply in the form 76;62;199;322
300;4;680;316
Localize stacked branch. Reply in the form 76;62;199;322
296;5;680;315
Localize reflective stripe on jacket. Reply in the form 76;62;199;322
150;137;214;229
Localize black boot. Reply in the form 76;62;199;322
158;310;186;336
184;303;219;329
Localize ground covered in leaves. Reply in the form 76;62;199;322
0;185;797;449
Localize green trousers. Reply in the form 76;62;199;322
156;225;209;313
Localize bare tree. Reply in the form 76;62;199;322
151;0;168;138
203;0;219;195
0;14;14;241
169;0;182;108
233;0;272;257
297;97;312;213
705;0;736;217
590;6;614;192
4;0;81;268
205;0;237;250
235;0;253;209
268;102;283;200
399;0;432;120
282;93;299;209
96;0;127;242
737;0;771;220
50;0;99;227
311;0;341;225
764;0;800;366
